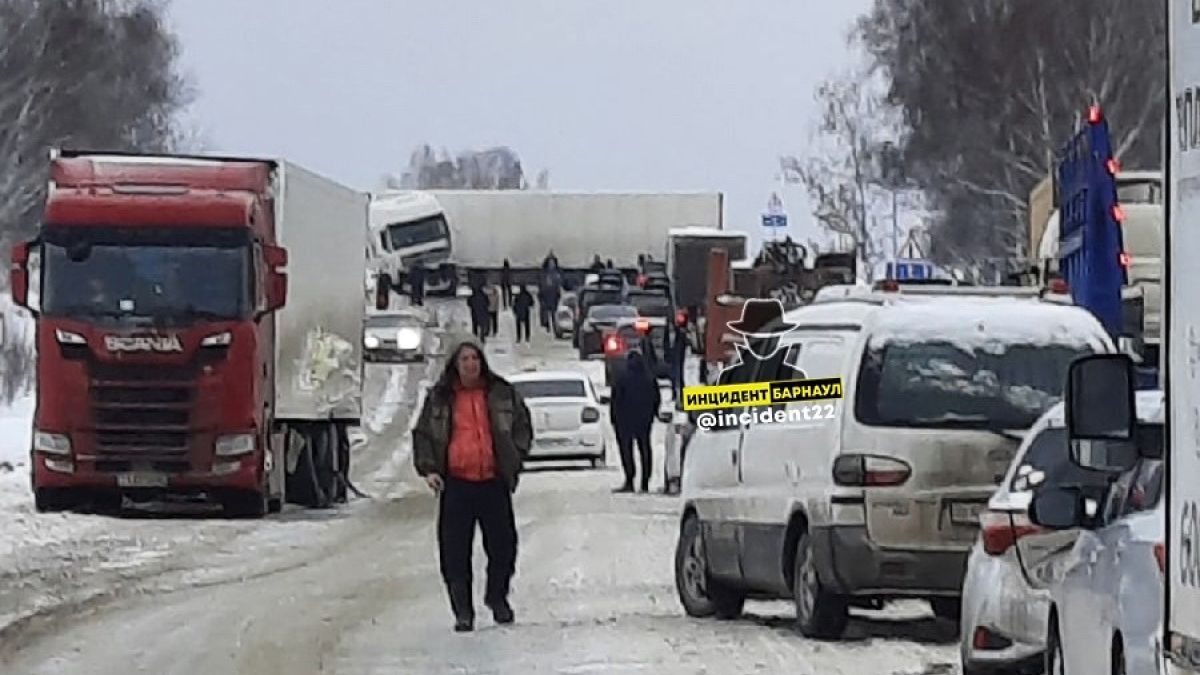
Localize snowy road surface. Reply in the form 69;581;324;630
0;300;960;674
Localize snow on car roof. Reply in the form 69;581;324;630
508;371;589;383
865;298;1111;352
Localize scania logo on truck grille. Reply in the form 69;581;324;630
104;335;184;353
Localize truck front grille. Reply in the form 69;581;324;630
88;363;196;457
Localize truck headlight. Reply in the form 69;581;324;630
34;430;71;456
54;329;85;345
396;328;421;350
581;407;600;423
364;335;380;349
201;331;232;347
215;433;255;457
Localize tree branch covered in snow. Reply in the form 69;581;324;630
392;145;539;190
854;0;1165;268
0;0;191;402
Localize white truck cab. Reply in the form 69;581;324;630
369;190;456;295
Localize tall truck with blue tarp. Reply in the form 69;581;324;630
1047;104;1159;387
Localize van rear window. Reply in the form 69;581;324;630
854;341;1094;430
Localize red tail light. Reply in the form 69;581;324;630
635;318;650;333
1048;278;1069;294
980;510;1041;556
832;454;911;486
878;279;899;292
1154;542;1166;576
604;335;623;354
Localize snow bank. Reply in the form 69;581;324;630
869;298;1112;352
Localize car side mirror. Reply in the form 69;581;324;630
1028;485;1089;530
1065;353;1137;472
10;241;31;311
262;245;288;313
598;394;610;405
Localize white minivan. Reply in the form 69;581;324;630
673;286;1113;638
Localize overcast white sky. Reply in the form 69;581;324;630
167;0;871;248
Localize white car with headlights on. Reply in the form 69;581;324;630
362;312;428;363
510;371;608;468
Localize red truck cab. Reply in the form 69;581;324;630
11;152;292;516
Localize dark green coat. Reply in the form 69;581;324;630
412;374;533;492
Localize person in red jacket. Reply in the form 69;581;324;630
412;340;533;632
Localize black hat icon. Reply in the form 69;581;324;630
726;298;798;336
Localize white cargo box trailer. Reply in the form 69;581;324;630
273;162;369;422
426;190;723;270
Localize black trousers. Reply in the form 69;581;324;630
489;311;498;335
473;320;488;343
515;315;531;342
501;284;513;308
438;477;518;603
617;427;653;488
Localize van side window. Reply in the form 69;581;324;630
792;338;846;383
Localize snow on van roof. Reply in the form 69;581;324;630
668;227;746;238
1040;389;1164;428
866;297;1111;353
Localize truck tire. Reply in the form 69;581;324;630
286;424;337;508
334;422;351;503
34;487;76;513
222;489;268;518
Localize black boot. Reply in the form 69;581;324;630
447;582;474;632
486;580;515;625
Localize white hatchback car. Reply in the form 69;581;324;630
509;371;608;467
959;399;1131;674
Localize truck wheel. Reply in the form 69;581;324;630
34;487;75;513
334;422;351;503
222;490;268;518
793;531;849;639
286;424;336;508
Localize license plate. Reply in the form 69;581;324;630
117;472;168;488
949;502;984;525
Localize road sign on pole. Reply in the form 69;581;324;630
761;214;787;228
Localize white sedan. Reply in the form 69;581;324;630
510;371;607;468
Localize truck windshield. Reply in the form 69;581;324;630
386;215;449;250
41;227;252;322
854;340;1095;430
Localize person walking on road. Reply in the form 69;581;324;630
611;350;660;493
500;259;513;308
513;286;534;343
413;341;533;632
408;265;426;306
486;284;501;336
468;288;490;344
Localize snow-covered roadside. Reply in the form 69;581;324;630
0;392;34;510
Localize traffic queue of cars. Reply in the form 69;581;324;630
670;282;1165;674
